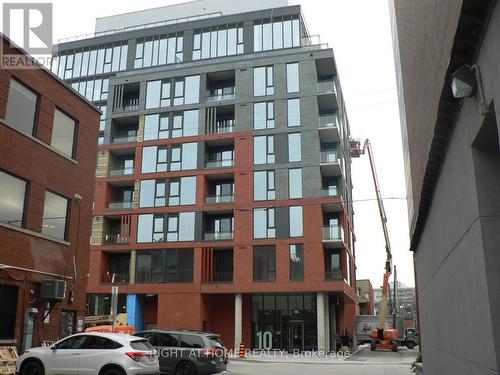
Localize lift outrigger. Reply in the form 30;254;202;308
350;139;398;352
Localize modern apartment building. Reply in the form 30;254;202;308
52;0;357;352
0;35;100;350
391;0;499;373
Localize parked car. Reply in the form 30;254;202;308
16;332;159;375
404;328;419;349
135;330;226;375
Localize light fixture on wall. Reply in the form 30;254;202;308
451;64;490;115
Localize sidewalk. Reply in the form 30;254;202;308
229;350;353;365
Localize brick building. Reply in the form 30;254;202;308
0;35;100;351
52;0;358;352
356;279;374;315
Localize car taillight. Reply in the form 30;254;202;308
126;351;148;362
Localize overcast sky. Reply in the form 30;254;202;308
8;0;414;287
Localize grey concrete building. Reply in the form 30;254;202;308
52;0;358;352
391;0;500;374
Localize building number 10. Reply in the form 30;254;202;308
256;331;273;350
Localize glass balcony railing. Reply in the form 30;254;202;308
205;195;234;204
203;231;234;241
107;201;134;210
323;225;343;241
320;151;339;163
325;269;343;281
205;159;234;169
317;79;337;94
111;133;138;144
206;91;235;102
321;187;339;197
319;115;339;128
103;234;129;245
108;168;134;177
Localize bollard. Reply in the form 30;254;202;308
238;343;246;358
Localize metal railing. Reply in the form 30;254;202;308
58;12;223;43
322;225;343;241
203;231;234;241
319;114;339;128
102;273;129;283
206;92;236;103
108;168;134;177
205;195;234;204
107;201;134;210
203;272;234;284
320;151;339;163
205;159;234;169
103;234;129;245
325;270;343;281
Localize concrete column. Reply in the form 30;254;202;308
234;293;243;349
317;292;326;353
324;296;330;352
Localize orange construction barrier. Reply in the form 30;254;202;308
238;343;245;358
85;325;136;334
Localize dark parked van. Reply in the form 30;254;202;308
135;330;227;375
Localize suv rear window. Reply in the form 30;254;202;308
208;336;223;347
130;340;154;351
180;335;204;348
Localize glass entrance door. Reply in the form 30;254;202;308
288;320;304;352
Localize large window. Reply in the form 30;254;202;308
254;66;274;96
174;76;200;105
287;99;300;127
288;168;302;199
254;135;275;164
253;245;276;281
51;109;77;157
139;176;196;207
0;285;18;339
289;206;303;237
42;191;69;240
325;250;342;280
289;244;304;281
137;212;195;243
144;110;198;140
254;16;300;52
254;102;274;130
286;63;300;93
0;171;27;228
253;208;275;239
288;133;302;162
254;171;275;201
134;34;183;69
192;25;243;60
136;249;194;283
145;80;171;109
141;143;198;173
5;78;38;135
71;77;109;103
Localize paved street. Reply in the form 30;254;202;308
225;346;419;375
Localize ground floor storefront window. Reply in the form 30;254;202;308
0;285;18;339
252;293;317;351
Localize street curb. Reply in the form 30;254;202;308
228;358;413;366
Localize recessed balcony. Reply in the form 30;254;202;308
318;114;340;142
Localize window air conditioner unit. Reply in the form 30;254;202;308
40;279;67;301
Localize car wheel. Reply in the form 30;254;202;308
102;367;124;375
406;341;415;349
21;361;44;375
176;361;196;375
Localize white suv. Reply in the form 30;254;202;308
16;332;159;375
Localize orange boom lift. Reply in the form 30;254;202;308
350;139;398;352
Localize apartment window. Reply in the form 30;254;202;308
254;17;300;52
289;244;304;281
5;78;38;135
288;133;302;162
325;250;342;280
289;205;303;237
141;143;197;173
136;249;193;283
137;212;195;243
42;191;69;240
253;245;276;282
172;110;199;137
144;114;169;140
73;78;109;102
286;63;300;93
254;102;274;130
0;170;27;228
181;142;198;170
253;208;275;239
146;80;171;109
134;34;183;69
287;99;301;127
51;109;77;158
253;66;274;96
254;171;275;201
168;180;180;205
144;110;198;140
138;176;196;208
346;252;352;286
173;76;200;106
254;135;275;164
192;25;243;60
288;168;302;199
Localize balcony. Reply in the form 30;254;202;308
203;231;234;241
207;91;235;103
322;225;344;248
113;82;140;113
205;158;234;169
318;114;340;142
317;79;337;94
320;150;343;177
321;186;338;197
325;269;343;281
206;104;235;134
103;234;129;245
107;201;134;210
108;168;134;177
205;194;234;204
102;272;129;283
206;70;235;104
111;132;138;144
203;271;233;283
